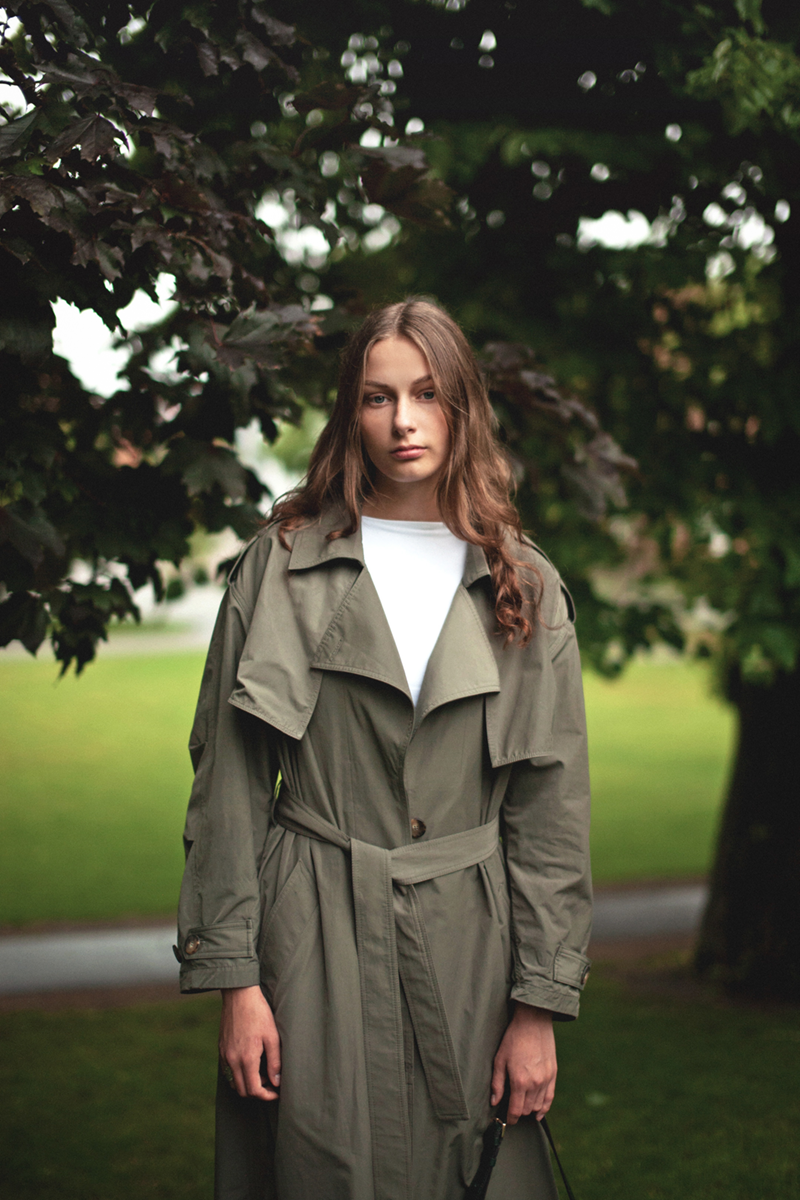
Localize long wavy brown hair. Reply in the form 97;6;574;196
271;298;541;643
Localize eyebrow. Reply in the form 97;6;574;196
363;374;434;391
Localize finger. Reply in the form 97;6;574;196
506;1077;527;1126
537;1075;557;1119
219;1058;238;1096
263;1030;282;1090
243;1056;278;1101
490;1055;507;1108
230;1061;248;1099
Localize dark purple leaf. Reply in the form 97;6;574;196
196;40;219;77
480;342;637;518
78;115;123;160
181;443;248;500
360;145;428;172
211;304;319;369
252;11;295;46
0;590;48;653
39;0;83;41
0;506;65;566
0;176;63;219
117;81;159;116
235;30;274;72
293;82;366;114
38;61;105;95
359;150;453;229
43;114;95;162
0;110;39;161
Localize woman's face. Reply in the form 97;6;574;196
359;336;451;507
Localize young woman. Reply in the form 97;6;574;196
176;299;592;1200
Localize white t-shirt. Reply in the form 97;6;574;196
361;516;468;705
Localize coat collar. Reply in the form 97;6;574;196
287;506;491;587
287;507;364;571
230;509;498;739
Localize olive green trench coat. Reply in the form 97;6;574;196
176;509;592;1200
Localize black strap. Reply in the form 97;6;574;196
466;1096;579;1200
540;1115;578;1200
464;1091;510;1200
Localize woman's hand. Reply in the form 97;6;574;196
219;985;281;1101
491;1002;557;1124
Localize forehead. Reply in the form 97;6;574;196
365;335;430;381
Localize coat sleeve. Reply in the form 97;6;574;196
501;584;592;1020
175;553;279;993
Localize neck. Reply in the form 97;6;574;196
362;481;442;522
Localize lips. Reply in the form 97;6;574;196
391;445;425;460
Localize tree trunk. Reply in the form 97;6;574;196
694;661;800;1000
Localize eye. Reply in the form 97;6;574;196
365;392;391;406
419;389;436;402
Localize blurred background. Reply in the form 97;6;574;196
1;1;799;1197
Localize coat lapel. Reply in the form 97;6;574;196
311;563;411;700
230;511;410;740
449;541;557;766
414;580;500;727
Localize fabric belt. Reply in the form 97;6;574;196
273;791;501;1200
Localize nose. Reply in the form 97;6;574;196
393;394;416;436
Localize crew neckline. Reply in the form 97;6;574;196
361;515;454;535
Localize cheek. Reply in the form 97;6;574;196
359;414;382;463
433;410;451;456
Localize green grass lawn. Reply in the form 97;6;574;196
583;658;735;882
0;653;203;926
1;968;796;1200
0;649;735;926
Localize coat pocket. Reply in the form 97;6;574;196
258;859;319;1001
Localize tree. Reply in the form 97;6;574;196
1;0;630;673
0;0;460;670
6;0;797;999
278;0;800;999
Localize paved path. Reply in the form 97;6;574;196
0;884;708;996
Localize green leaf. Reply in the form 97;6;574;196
579;0;616;13
734;0;765;35
784;548;800;589
758;625;798;671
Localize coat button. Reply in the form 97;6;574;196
410;818;426;839
185;935;201;956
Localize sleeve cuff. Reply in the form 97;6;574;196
179;959;262;993
511;945;592;1020
510;979;582;1020
174;919;259;992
